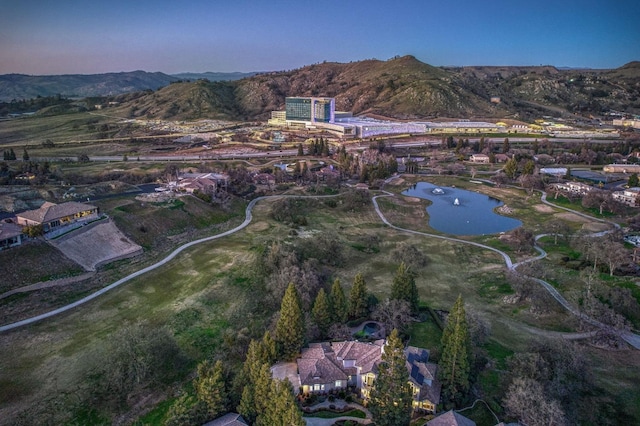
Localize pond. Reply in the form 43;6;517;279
402;182;522;236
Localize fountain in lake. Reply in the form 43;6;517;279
453;198;460;206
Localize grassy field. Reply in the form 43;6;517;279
0;179;639;424
0;240;85;293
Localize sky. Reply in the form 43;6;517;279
1;0;639;75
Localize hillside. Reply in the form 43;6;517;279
109;56;640;121
0;71;179;102
5;57;640;120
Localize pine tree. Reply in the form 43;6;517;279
369;329;413;426
9;148;16;160
439;295;471;405
312;288;332;337
329;278;348;324
238;362;272;424
349;273;368;320
22;148;29;161
390;262;419;313
504;157;518;180
259;379;305;426
275;283;305;361
261;330;277;365
194;359;228;419
503;137;510;153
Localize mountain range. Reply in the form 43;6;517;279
0;71;257;102
2;56;639;121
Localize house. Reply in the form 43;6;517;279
175;172;229;194
613;187;640;206
16;201;98;233
549;181;593;196
298;340;384;396
0;221;23;250
469;154;490;163
405;346;441;413
203;412;248;426
295;340;441;414
426;410;476;426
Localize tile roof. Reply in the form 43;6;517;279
0;221;23;240
426;410;476;426
17;202;97;224
298;340;384;386
203;412;248;426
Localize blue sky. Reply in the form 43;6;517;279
1;0;638;74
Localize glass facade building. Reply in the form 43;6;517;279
285;97;335;123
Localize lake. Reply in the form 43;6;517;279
402;182;522;236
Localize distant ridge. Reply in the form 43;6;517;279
171;71;259;81
0;71;179;102
3;57;639;119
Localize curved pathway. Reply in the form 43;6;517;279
0;194;328;332
371;189;640;349
3;186;640;349
0;197;257;332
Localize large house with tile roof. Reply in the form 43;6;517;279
295;340;441;414
16;201;98;233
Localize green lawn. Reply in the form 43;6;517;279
1;183;640;424
304;408;367;419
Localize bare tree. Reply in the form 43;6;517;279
503;378;567;426
601;239;628;276
545;218;571;245
372;299;413;334
509;227;535;253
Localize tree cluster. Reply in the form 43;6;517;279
503;339;590;426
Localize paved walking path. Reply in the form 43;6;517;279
372;185;640;350
0;194;334;332
2;185;640;350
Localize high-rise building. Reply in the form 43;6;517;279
285;97;335;123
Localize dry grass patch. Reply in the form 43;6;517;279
555;212;591;223
534;204;556;213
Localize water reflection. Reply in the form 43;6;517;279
402;182;522;235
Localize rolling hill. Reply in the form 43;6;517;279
114;56;640;121
4;57;640;120
0;71;179;102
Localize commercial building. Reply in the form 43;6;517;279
613;119;640;129
269;96;506;138
603;164;640;173
285;97;335;123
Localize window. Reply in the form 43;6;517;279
335;380;344;388
313;384;325;392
